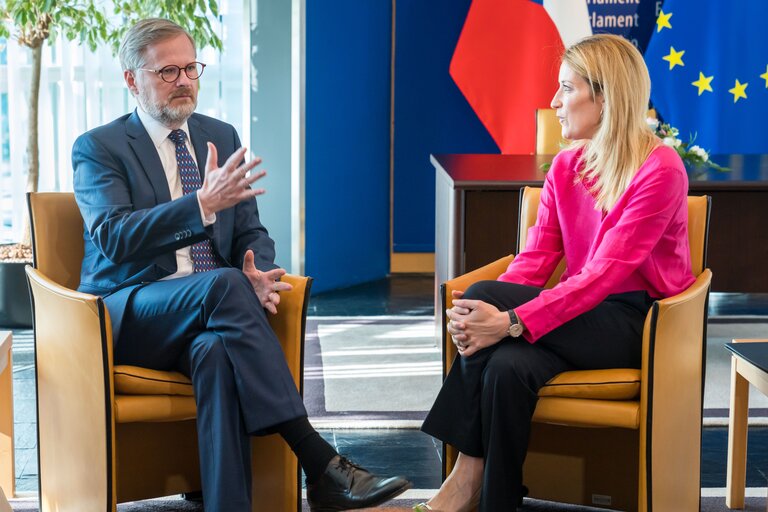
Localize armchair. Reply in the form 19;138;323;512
440;186;711;511
25;192;310;512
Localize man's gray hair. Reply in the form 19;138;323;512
118;18;196;71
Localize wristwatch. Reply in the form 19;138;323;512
507;310;524;338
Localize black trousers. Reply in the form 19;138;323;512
421;280;654;511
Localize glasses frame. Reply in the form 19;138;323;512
137;61;207;83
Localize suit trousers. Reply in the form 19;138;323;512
111;268;307;512
421;280;654;511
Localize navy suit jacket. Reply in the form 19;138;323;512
72;110;277;338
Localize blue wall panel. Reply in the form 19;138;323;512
392;0;498;253
306;0;392;293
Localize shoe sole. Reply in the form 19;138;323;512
310;480;413;512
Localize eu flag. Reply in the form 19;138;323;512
644;1;768;154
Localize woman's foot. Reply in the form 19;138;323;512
422;453;483;512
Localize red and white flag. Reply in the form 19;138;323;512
450;0;592;154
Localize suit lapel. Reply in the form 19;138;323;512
188;115;210;181
126;110;171;204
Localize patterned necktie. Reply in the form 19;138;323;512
168;129;219;273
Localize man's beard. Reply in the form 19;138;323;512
139;88;197;126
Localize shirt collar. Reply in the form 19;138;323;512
135;106;191;149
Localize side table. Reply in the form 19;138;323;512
0;331;13;503
725;339;768;509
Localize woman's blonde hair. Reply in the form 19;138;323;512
563;34;658;210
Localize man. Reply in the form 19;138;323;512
72;18;410;512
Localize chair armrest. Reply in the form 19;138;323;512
440;255;514;371
267;274;312;393
638;268;712;506
25;266;116;504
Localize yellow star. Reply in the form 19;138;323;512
728;79;748;103
663;47;685;70
691;72;714;95
656;10;673;32
761;65;768;88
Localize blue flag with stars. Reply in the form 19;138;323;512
644;0;768;154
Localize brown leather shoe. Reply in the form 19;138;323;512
306;455;412;511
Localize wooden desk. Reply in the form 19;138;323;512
0;331;13;501
432;153;768;292
725;340;768;509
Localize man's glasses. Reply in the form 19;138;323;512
138;62;206;83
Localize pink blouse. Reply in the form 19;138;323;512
499;145;696;342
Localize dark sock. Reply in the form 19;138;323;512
276;416;337;484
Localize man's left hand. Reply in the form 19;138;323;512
242;249;293;314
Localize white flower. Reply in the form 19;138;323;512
689;145;709;162
662;136;681;148
646;117;659;131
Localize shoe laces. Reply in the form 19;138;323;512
335;455;363;476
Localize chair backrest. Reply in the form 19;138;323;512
517;186;710;282
535;109;565;155
27;192;84;290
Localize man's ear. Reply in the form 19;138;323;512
124;70;138;96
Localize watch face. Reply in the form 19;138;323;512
508;323;524;338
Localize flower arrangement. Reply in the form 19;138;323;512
647;118;729;174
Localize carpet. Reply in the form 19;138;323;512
304;316;439;425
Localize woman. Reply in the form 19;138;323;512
415;34;695;511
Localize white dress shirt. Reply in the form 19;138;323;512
135;107;216;279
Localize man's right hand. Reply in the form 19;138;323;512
198;142;266;216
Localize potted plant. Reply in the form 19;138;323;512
0;0;222;327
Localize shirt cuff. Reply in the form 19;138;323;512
196;191;216;226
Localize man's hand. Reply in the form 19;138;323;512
198;143;266;217
242;250;293;314
445;289;510;357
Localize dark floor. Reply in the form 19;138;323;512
7;274;768;496
308;274;435;316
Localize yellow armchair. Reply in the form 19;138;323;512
25;192;310;512
440;187;711;511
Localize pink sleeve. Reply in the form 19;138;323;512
515;164;688;342
497;162;564;287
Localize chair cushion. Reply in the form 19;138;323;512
114;365;194;396
114;395;197;423
538;369;641;400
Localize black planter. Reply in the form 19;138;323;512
0;261;33;327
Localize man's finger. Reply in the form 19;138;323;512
205;142;219;172
245;169;267;186
264;268;287;280
451;290;465;299
242;249;255;270
223;146;249;172
273;281;292;292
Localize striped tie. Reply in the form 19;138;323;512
168;129;219;273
